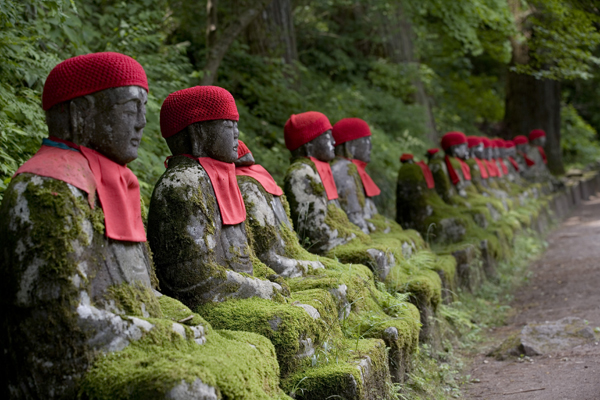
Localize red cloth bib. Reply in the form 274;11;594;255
474;158;489;179
308;157;339;201
351;159;381;197
444;155;461;185
485;159;498;177
416;161;435;189
235;164;284;196
498;158;509;175
458;158;471;181
507;156;519;172
538;146;548;164
494;159;504;177
521;152;535;166
15;137;146;242
197;157;247;225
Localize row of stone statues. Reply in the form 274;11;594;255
0;52;558;399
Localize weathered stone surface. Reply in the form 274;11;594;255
491;317;598;359
148;156;282;308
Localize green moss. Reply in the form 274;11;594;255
324;203;370;241
81;317;288;399
196;294;336;376
106;282;163;319
158;295;211;329
346;161;366;208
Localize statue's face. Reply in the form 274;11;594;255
451;143;469;159
193;120;239;163
483;147;493;159
351;136;372;163
532;136;546;147
505;147;516;157
309;130;335;162
85;86;147;165
516;144;528;153
471;143;484;159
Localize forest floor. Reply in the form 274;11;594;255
463;195;600;399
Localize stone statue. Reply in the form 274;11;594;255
0;53;284;400
234;140;325;278
329;118;379;234
283;112;448;343
148;86;283;307
513;135;532;173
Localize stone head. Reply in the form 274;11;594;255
43;52;149;165
400;154;414;164
529;129;547;148
235;140;255;167
161;86;240;163
285;111;335;161
505;145;516;158
425;149;440;162
441;132;468;160
470;143;484;159
332;118;372;162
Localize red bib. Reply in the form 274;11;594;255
498;158;509;175
507;156;519;172
351;159;381;197
485;159;498;177
15;137;146;242
444;155;461;185
474;158;489;179
538;147;548;164
308;157;339;200
235;164;284;196
197;157;247;226
494;159;504;177
416;161;435;189
458;158;471;181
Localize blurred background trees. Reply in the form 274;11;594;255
1;0;600;216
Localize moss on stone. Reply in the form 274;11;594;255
106;282;163;319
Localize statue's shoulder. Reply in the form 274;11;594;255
152;157;211;203
285;158;315;176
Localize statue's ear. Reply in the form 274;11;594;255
189;123;205;157
70;95;95;145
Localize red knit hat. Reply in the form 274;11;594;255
441;131;467;150
493;139;505;148
332;118;371;146
160;86;239;139
505;140;516;148
427;148;440;155
237;140;251;158
513;135;528;145
42;52;148;111
529;129;546;141
400;153;414;162
284;111;332;151
467;136;482;148
481;137;493;148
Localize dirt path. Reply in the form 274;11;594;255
465;195;600;400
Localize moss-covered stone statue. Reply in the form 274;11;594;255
0;53;287;400
234;140;423;388
148;86;285;305
282;111;448;343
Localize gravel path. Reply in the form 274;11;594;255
465;195;600;400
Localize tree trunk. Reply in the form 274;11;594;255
245;0;297;64
379;6;438;144
504;71;564;174
201;0;273;86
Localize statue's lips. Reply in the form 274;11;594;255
130;138;141;147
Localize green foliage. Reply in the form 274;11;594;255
561;104;600;168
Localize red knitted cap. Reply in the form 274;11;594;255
441;131;467;150
332;118;371;146
284;111;332;151
400;153;414;162
505;140;516;148
427;148;440;155
237;140;251;158
481;137;493;148
467;136;482;148
160;86;239;139
529;129;546;141
42;52;148;111
493;139;505;148
513;135;528;145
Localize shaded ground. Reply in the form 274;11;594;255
465;195;600;400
